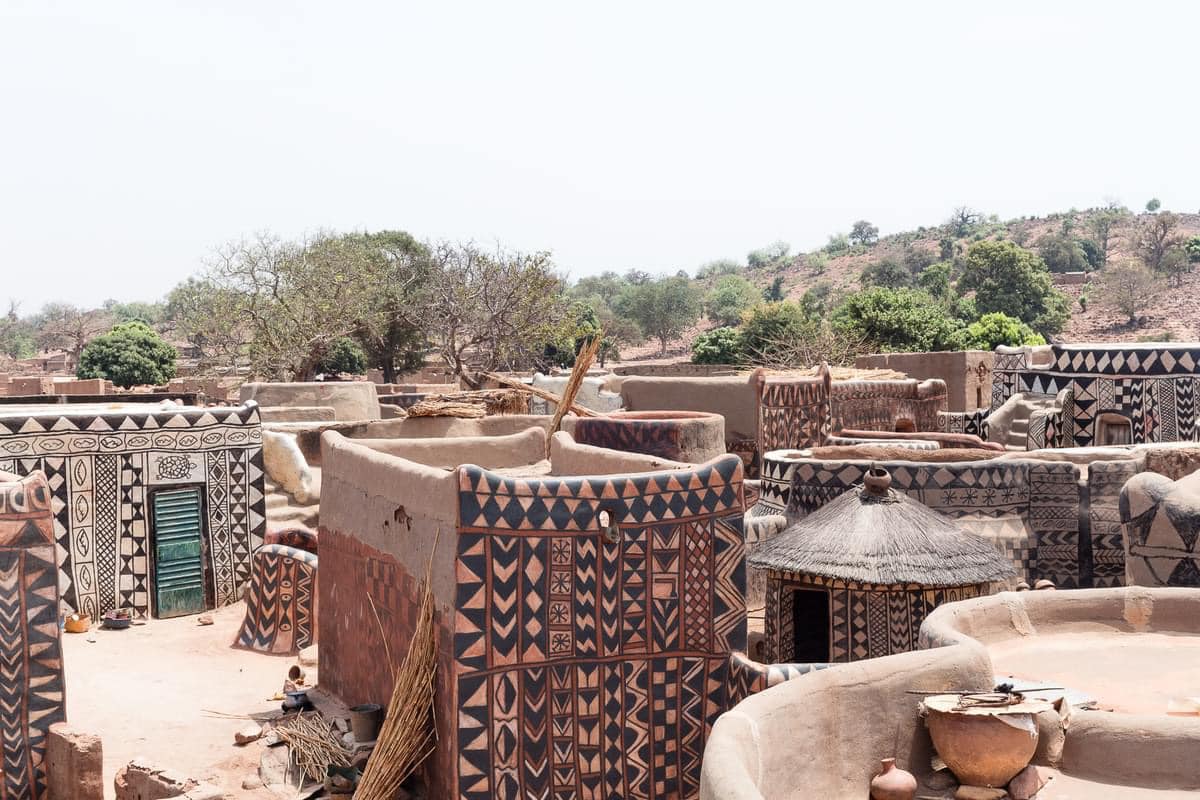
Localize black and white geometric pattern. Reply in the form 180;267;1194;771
0;402;264;616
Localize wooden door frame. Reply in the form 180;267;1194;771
146;484;216;618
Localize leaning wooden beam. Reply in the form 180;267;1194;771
480;372;603;418
544;337;603;457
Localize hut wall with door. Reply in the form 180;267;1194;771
775;453;1146;589
0;402;265;618
762;571;989;663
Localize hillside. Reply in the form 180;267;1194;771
644;208;1200;360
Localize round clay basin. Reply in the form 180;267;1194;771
923;694;1049;788
602;411;721;421
568;411;726;462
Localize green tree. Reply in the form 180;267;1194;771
1134;212;1184;273
824;233;851;254
704;275;760;326
31;303;112;361
738;302;814;363
691;327;743;364
695;259;742;279
947;206;983;237
0;303;35;361
613;275;702;356
203;232;390;381
571;272;629;305
747;241;790;269
1036;231;1089;273
1088;204;1129;268
763;275;785;302
1096;261;1162;325
77;321;177;388
102;299;167;327
428;242;572;380
956;240;1070;336
831;288;964;352
164;277;246;372
799;281;834;319
1186;236;1200;264
917;261;953;301
315;337;367;375
861;257;912;289
1146;198;1162;213
346;230;432;383
849;220;879;246
959;312;1045;350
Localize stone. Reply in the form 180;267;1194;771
1008;765;1047;800
197;614;214;626
298;644;319;667
46;723;104;800
955;787;1007;800
234;723;263;745
114;757;224;800
241;774;263;791
333;717;350;733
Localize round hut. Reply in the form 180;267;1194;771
748;466;1014;663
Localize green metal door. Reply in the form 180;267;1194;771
152;488;207;618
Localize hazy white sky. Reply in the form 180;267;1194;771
3;1;1199;311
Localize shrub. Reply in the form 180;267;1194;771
831;287;964;352
959;312;1045;350
317;336;368;375
691;327;743;364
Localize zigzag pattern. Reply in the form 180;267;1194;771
453;457;746;800
233;545;318;655
0;471;64;800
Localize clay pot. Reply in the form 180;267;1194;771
64;614;91;634
870;758;917;800
923;695;1046;788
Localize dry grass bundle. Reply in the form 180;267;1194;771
275;713;351;783
406;400;486;418
545;336;602;457
355;548;439;799
764;366;909;381
407;389;527;418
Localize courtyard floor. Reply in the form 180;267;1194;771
61;601;294;799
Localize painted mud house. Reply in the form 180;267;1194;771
0;401;265;619
942;342;1200;449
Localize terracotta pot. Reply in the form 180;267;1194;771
870;758;917;800
64;614;91;634
923;695;1045;788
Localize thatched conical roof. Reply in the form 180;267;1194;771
747;467;1014;586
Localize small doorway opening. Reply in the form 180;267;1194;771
976;386;984;409
1096;413;1133;446
895;418;915;433
791;588;831;662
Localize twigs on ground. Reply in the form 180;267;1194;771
275;713;351;782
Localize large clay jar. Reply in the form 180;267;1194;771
923;694;1050;788
870;758;917;800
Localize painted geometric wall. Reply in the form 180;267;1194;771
233;544;318;655
989;344;1200;448
453;456;746;800
0;403;265;618
778;455;1140;588
0;471;66;800
762;572;987;663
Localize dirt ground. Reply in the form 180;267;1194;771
61;602;298;799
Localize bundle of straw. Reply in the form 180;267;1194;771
354;552;439;799
406;400;486;418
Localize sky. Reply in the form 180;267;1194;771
3;1;1199;311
